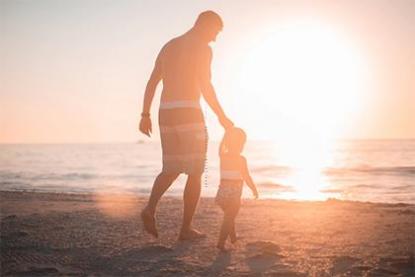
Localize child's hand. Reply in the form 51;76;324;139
252;188;259;199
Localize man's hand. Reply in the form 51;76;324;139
219;116;234;130
139;117;152;137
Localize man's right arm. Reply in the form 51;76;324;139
139;50;163;137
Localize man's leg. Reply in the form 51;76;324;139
179;173;204;240
141;172;179;237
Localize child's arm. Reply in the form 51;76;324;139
240;157;259;199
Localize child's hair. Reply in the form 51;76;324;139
220;127;247;154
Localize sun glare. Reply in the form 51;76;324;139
235;19;370;200
236;19;370;141
272;134;336;201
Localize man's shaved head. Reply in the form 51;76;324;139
194;10;223;30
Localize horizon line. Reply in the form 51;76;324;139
1;137;414;145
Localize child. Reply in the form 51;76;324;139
215;127;258;251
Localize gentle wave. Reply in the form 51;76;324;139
324;166;415;176
1;166;414;185
251;165;415;176
0;171;153;181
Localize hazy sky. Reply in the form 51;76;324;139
1;0;414;143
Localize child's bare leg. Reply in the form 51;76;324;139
229;201;240;243
217;202;240;251
217;210;232;251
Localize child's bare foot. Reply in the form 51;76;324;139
178;228;206;241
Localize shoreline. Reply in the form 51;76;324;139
1;190;414;276
1;189;415;206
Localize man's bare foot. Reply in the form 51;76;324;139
230;232;237;244
141;208;158;238
217;243;230;252
178;228;206;241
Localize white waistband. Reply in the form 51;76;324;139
160;101;201;110
160;123;206;133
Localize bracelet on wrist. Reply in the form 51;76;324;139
141;112;150;117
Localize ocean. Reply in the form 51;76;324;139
1;140;414;204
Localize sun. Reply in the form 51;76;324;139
236;19;370;141
232;19;371;200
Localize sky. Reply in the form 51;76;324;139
1;0;414;143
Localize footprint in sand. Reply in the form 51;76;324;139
122;245;173;262
245;241;285;273
3;214;18;221
379;255;415;276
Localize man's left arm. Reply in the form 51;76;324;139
199;47;233;129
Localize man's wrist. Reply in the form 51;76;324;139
141;112;150;117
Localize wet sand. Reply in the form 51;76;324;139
1;191;414;276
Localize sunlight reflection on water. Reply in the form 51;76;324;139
1;140;414;203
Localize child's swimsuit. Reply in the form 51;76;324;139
215;155;243;207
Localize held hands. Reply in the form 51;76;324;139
252;187;259;199
139;116;152;137
219;115;234;130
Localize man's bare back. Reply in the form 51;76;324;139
158;34;211;103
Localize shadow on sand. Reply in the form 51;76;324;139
203;251;231;276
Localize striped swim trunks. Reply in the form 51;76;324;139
158;100;207;175
215;169;243;208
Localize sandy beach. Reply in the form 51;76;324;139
1;191;414;276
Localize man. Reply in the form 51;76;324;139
139;11;233;240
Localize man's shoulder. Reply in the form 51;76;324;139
156;38;179;61
166;36;180;45
162;38;178;51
